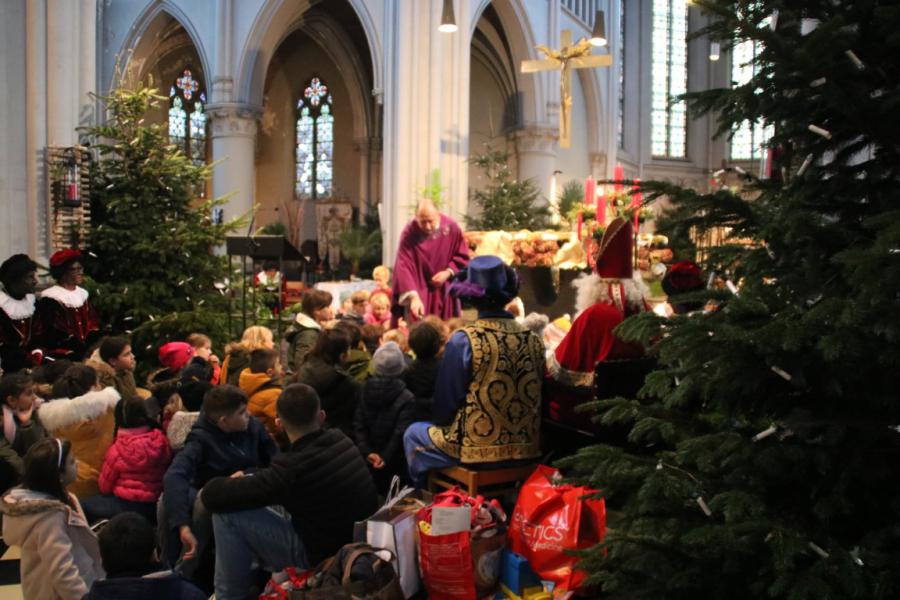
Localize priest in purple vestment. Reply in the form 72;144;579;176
391;199;470;323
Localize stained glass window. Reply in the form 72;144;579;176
295;77;334;199
651;0;689;158
168;69;207;169
729;39;772;160
617;0;625;149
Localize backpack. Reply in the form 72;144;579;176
262;543;403;600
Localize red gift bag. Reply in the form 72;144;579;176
416;488;507;600
508;465;606;592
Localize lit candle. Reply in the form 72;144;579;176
614;164;625;193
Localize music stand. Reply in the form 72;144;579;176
225;235;307;341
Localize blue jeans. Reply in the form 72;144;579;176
212;506;308;600
156;489;213;578
403;422;458;488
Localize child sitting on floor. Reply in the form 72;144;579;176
81;396;172;524
0;373;46;492
187;333;220;384
84;512;205;600
88;337;138;401
365;293;392;330
37;364;120;499
160;386;278;578
1;438;104;599
404;321;444;422
353;342;415;493
238;348;284;440
360;324;384;356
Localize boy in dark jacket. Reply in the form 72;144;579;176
354;342;415;491
84;512;206;600
333;321;371;382
202;383;378;600
404;320;444;422
160;385;278;576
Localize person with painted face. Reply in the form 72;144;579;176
35;249;101;361
0;254;42;373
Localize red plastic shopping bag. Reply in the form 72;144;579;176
416;487;507;600
508;465;606;592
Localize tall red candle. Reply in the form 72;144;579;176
597;188;606;227
584;176;595;210
632;178;642;232
614;164;625;193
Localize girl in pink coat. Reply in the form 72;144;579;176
80;396;172;523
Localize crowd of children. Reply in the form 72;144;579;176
0;268;461;599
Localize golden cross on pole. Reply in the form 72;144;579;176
521;30;612;148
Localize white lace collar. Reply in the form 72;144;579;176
0;292;36;320
40;285;89;309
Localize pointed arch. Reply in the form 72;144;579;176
470;0;544;127
109;2;211;94
236;0;381;109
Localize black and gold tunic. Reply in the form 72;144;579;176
429;318;544;463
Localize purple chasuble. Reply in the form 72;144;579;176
392;214;470;322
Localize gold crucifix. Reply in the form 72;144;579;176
521;30;612;148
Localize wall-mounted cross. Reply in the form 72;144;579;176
521;30;612;148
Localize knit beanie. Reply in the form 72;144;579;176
159;342;195;373
372;341;406;377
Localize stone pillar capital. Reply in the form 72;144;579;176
513;127;559;156
206;103;262;139
589;152;607;176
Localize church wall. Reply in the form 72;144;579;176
0;0;28;258
256;33;358;244
468;51;516;218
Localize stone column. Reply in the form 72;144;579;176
20;0;96;261
381;0;472;265
353;136;373;214
47;0;95;147
206;103;260;224
514;127;558;205
589;152;608;179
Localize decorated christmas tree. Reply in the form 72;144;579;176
83;84;241;363
561;2;900;598
467;148;550;231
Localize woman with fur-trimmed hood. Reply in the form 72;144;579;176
37;364;120;499
547;218;650;388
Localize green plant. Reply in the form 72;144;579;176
258;221;288;236
558;179;584;222
420;169;445;209
467;149;550;231
339;225;382;276
82;83;241;370
561;2;900;598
